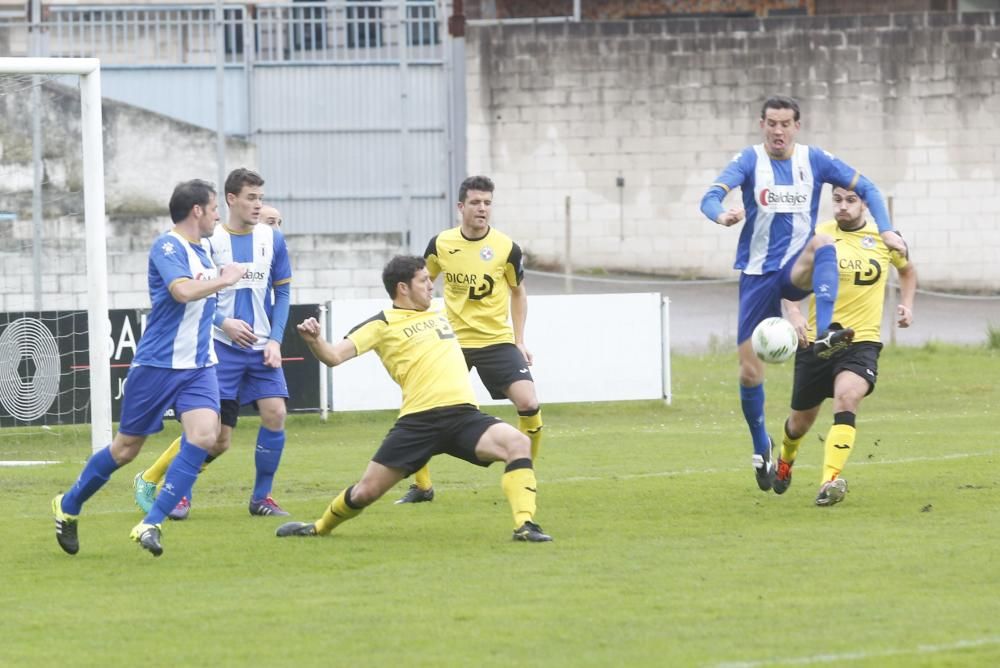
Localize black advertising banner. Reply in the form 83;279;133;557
0;311;92;427
0;305;321;427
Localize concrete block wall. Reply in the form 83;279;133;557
0;216;402;313
467;12;1000;290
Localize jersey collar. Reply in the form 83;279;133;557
460;225;491;242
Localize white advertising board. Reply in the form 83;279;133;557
322;293;668;411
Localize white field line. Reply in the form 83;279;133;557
12;450;995;520
0;460;61;466
549;450;997;485
712;635;1000;667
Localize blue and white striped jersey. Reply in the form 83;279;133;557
133;230;219;369
207;223;292;351
701;143;890;275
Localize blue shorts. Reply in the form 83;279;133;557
118;365;220;436
737;263;811;344
215;340;289;405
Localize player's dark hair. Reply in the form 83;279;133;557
224;167;265;197
761;95;800;122
382;255;426;298
168;179;216;223
458;175;495;203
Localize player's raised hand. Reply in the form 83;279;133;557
716;208;745;227
221;317;257;348
219;262;245;286
297;317;321;341
881;230;908;257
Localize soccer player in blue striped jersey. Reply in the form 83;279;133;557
133;169;293;519
52;179;244;557
700;95;906;492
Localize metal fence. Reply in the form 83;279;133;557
0;1;453;247
8;2;443;65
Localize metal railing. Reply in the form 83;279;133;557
0;1;442;66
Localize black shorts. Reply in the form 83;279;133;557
372;404;503;475
791;342;882;411
463;343;533;400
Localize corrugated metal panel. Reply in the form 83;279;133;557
19;2;453;247
253;60;449;247
99;67;249;134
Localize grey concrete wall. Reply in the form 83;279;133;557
0;83;399;312
467;12;1000;290
0;214;401;312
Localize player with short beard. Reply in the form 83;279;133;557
775;186;916;506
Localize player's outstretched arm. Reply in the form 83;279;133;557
297;317;358;367
170;263;244;303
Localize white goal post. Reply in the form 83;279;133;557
0;57;112;453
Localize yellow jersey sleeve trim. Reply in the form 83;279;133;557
847;172;860;190
273;278;292;286
711;183;731;193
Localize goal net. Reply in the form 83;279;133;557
0;58;111;462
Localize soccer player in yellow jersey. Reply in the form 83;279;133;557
275;255;552;542
774;187;917;506
396;175;543;504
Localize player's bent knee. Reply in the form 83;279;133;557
347;481;383;507
811;233;835;249
504;431;531;462
185;426;221;450
259;398;287;429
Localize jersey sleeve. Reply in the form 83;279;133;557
345;311;388;356
810;148;891;233
150;237;194;287
271;230;293;285
700;147;754;223
505;242;525;287
424;235;441;279
889;249;909;270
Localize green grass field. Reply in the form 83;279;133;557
2;345;998;667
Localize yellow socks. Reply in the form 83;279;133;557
822;412;857;482
780;419;804;464
413;464;433;491
143;436;181;485
518;408;544;461
501;459;537;528
314;486;364;535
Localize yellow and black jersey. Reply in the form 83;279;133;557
346;307;477;417
806;220;909;343
424;226;524;349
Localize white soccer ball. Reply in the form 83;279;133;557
751;317;799;364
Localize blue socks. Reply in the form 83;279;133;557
145;435;208;525
252;426;285;501
813;244;838;334
740;384;771;457
61;446;120;515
